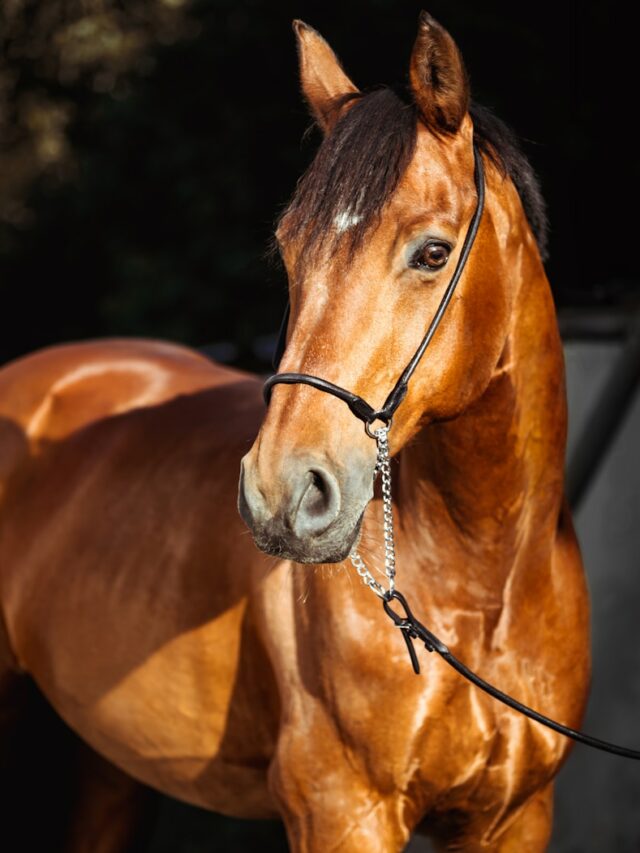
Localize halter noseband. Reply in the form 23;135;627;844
263;142;485;426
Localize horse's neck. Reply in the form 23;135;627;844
396;264;566;609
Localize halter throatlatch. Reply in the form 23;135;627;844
261;139;640;761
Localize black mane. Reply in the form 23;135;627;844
470;100;548;260
277;87;548;267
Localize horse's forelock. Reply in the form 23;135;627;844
275;87;548;272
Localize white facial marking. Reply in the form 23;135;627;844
333;209;362;234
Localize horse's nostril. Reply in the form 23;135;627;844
304;471;328;517
293;467;341;538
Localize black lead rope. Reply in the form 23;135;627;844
264;139;640;761
383;590;640;760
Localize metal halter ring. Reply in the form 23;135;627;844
365;417;392;439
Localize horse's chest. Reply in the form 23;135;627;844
318;642;545;821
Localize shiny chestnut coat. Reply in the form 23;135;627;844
0;14;589;853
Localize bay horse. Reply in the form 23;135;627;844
0;13;589;853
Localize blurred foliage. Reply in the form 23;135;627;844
0;1;636;367
0;0;194;227
1;0;305;364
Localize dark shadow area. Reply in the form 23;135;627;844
147;799;289;853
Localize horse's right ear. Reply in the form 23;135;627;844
293;20;360;134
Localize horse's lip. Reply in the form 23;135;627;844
250;508;366;565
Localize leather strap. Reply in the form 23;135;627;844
384;590;640;761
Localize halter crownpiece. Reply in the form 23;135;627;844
262;140;640;761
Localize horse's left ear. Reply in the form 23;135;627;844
409;11;470;135
293;19;360;134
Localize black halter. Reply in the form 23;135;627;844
264;143;485;425
260;140;640;761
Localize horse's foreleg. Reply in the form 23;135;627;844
432;784;554;853
490;784;553;853
268;728;411;853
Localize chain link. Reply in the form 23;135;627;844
350;425;396;599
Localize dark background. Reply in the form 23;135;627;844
1;0;637;369
2;2;639;852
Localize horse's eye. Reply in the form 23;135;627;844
409;241;451;271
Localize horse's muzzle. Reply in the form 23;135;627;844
237;453;372;563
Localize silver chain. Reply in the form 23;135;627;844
349;425;396;599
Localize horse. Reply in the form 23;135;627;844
0;12;589;853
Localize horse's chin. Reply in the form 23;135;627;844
250;509;365;564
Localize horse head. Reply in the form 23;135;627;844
239;13;537;564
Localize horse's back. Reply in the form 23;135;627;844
0;337;256;443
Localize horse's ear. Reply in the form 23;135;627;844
293;19;360;134
409;11;470;135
